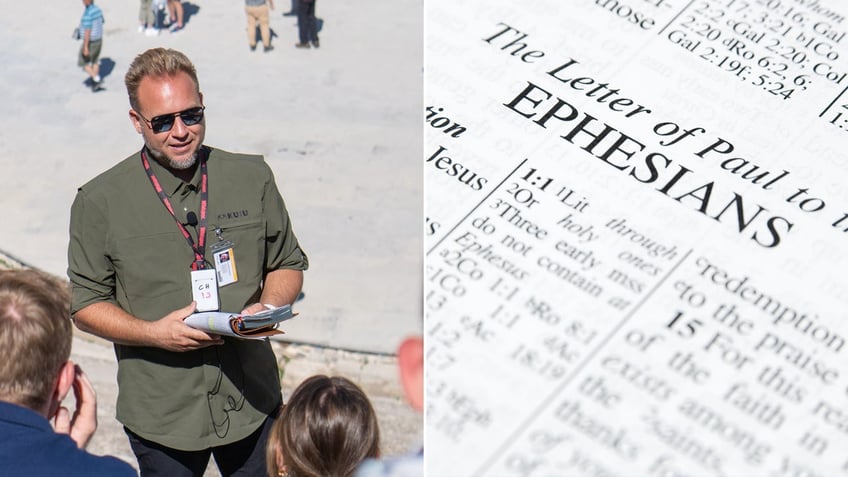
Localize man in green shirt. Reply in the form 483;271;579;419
67;47;308;476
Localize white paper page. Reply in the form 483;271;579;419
425;1;848;475
183;312;251;339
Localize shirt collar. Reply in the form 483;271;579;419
143;148;203;197
0;401;52;432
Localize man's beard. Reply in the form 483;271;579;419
146;146;197;170
168;153;197;170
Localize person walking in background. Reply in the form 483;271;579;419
139;0;158;35
167;0;184;32
245;0;275;52
294;0;318;48
78;0;104;92
67;47;308;476
265;375;380;477
0;269;137;477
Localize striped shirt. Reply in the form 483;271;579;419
80;3;104;41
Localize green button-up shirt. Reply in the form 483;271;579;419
68;146;308;450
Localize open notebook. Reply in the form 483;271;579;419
185;304;297;339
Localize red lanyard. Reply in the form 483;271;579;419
141;148;209;270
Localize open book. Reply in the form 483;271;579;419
184;304;297;339
426;1;848;475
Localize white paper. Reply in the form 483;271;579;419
425;1;848;475
190;268;219;312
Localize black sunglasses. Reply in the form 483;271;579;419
136;106;205;133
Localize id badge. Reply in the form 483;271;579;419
212;240;239;286
191;268;219;311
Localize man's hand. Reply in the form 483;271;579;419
73;301;225;350
149;301;225;352
240;302;268;316
53;364;97;449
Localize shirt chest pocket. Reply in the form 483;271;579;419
212;218;266;285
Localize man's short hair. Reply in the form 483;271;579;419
0;269;72;412
124;47;200;112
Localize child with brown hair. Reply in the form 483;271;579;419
266;375;381;477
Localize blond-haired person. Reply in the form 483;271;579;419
0;269;136;476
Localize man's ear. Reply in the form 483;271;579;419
397;336;424;411
129;109;143;134
47;361;76;418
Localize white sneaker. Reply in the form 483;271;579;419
145;27;160;36
138;25;145;33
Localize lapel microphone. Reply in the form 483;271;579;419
185;211;198;227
